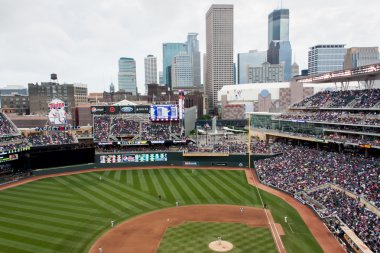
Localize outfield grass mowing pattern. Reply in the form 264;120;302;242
157;222;277;253
0;169;323;253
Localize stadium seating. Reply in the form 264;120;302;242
292;89;380;108
0;112;20;137
255;143;379;252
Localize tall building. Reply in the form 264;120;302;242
171;52;193;88
162;43;186;88
206;4;234;112
267;9;292;81
159;71;164;85
118;57;137;95
237;50;267;84
268;9;289;46
186;33;201;86
248;62;284;83
144;55;157;84
144;55;157;95
110;82;115;93
73;83;88;106
267;40;292;81
291;62;299;78
343;47;379;69
308;44;346;75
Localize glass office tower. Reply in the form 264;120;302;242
268;9;289;46
118;57;137;95
162;43;186;88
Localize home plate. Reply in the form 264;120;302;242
208;240;234;252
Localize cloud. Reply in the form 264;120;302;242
0;0;379;93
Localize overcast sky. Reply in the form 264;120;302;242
1;0;379;93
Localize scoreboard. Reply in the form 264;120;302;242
150;105;178;121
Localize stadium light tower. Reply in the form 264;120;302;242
247;112;252;169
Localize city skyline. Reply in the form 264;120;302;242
0;0;379;93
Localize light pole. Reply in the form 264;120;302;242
248;113;251;169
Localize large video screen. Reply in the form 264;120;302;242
99;153;168;164
150;105;178;121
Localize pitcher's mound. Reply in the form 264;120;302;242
208;240;233;252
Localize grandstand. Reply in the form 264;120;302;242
252;88;380;253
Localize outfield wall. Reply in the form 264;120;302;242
30;152;276;176
95;152;273;168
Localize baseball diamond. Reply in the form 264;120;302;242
0;167;335;253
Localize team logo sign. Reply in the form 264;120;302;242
48;98;67;125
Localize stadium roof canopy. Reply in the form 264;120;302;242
113;100;137;106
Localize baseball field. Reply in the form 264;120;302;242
0;168;322;253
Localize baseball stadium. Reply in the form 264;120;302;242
0;88;379;253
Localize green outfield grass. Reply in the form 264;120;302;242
0;169;323;253
157;222;277;253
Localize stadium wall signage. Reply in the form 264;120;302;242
34;126;81;132
48;98;67;125
135;105;150;113
184;161;198;166
99;153;168;163
91;106;105;114
96;140;192;145
120;106;135;113
0;153;19;163
91;105;150;114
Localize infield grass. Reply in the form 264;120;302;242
0;168;322;253
157;222;276;253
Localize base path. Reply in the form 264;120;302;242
245;169;345;253
88;205;280;253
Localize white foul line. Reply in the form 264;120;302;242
249;168;285;252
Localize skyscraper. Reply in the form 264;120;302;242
267;8;292;81
163;43;186;88
159;71;164;85
171;52;193;88
186;33;201;86
267;40;292;81
237;50;267;84
206;4;234;113
268;9;289;46
144;55;157;84
144;55;157;95
308;44;346;75
343;47;379;69
118;57;137;95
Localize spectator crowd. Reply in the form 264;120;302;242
255;143;379;252
292;89;380;109
94;115;182;142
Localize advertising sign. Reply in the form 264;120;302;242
120;106;135;114
105;106;120;114
91;106;105;114
99;153;168;164
48;99;67;125
135;105;150;113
